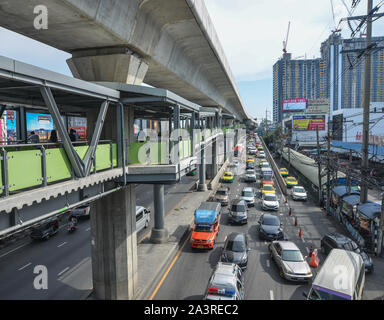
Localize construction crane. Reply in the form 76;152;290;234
283;21;291;54
330;0;342;34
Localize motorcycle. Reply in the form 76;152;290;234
67;221;77;233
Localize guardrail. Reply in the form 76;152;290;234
260;137;287;196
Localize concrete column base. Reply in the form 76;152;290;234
198;184;208;192
150;228;169;244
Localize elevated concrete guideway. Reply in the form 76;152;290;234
0;0;251;121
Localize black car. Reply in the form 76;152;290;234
30;219;59;241
320;234;374;273
228;199;248;225
220;232;249;270
258;214;284;241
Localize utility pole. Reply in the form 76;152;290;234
360;0;373;204
347;149;353;194
316;127;322;204
326;117;332;215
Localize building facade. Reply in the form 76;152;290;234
320;34;384;113
273;53;327;123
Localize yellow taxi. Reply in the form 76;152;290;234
221;171;234;183
285;176;298;188
279;168;289;177
261;184;276;194
257;146;263;150
247;156;255;163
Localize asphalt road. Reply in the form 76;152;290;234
151;155;379;300
0;176;198;300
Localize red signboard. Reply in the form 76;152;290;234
69;126;87;141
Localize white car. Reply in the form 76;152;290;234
258;151;265;158
241;187;255;207
262;194;279;211
292;186;307;201
70;204;90;219
245;169;256;182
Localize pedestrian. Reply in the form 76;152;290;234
27;131;40;144
49;130;58;143
69;128;78;142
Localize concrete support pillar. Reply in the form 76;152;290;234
90;185;138;300
67;48;148;85
150;184;169;244
198;142;208;191
206;138;218;180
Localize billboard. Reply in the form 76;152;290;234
307;99;330;114
282;99;307;111
293;115;326;131
26;112;54;142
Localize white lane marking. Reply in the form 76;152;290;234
266;259;270;267
270;290;274;300
57;242;67;248
58;267;70;277
0;244;28;259
18;262;32;271
85;227;91;232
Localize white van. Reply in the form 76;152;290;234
136;206;151;232
305;248;365;300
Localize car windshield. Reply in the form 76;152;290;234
217;190;227;196
264;186;274;191
262;163;269;167
288;178;296;182
226;239;246;252
263;216;279;226
282;250;304;262
194;225;213;233
224;173;232;177
294;187;305;193
242;191;254;197
264;195;277;202
231;204;246;212
246;170;254;175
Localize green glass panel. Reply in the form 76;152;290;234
46;148;71;183
8;149;42;191
96;144;111;171
112;144;117;167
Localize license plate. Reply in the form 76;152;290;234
197;245;204;249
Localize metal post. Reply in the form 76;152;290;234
150;184;169;244
326;117;332;215
40;146;47;187
316;127;322;204
360;0;373;204
348;149;353;194
1;148;9;197
18;107;27;143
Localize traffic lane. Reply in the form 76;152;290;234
0;220;92;299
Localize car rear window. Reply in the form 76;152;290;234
226;239;246;252
231;204;246;212
263;216;279;226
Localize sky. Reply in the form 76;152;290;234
0;0;383;123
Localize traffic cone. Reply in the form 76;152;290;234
299;228;303;239
294;216;298;227
288;208;292;216
309;249;320;268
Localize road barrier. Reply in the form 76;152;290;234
260;137;287;196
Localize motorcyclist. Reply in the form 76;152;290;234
68;215;78;231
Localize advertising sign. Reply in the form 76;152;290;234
307;99;330;114
26;112;54;142
68;126;87;141
282;99;307;111
293;115;325;131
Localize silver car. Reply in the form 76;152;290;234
292;186;307;201
269;241;313;282
262;194;279;211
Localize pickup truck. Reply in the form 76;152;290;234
190;202;221;250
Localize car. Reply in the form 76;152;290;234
269;241;313;282
30;218;59;241
214;187;230;206
292;186;307;201
258;214;284;241
220;232;249;270
261;184;276;194
246;161;255;170
279;168;289;177
285;176;298;188
231;160;239;168
136;206;151;232
228;199;248;225
262;193;280;211
259;160;267;168
249;148;258;155
241;187;255;207
262;179;274;187
257;146;263;150
222;171;234;183
258;151;265;158
246;156;255;163
245;169;256;183
320;234;374;273
69;204;90;219
204;262;245;300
